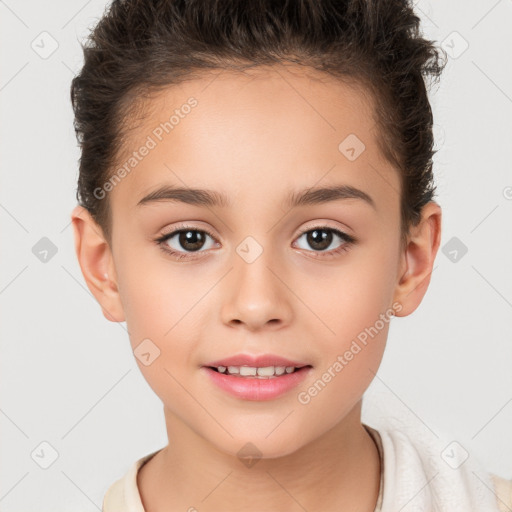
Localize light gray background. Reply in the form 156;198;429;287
1;0;511;510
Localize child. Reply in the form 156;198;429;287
69;0;512;510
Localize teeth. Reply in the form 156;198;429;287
240;366;257;376
214;365;300;377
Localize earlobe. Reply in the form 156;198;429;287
393;201;442;317
70;205;125;323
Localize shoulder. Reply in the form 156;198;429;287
490;473;512;512
364;420;511;511
102;449;162;512
103;475;126;512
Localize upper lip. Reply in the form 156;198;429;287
203;354;311;368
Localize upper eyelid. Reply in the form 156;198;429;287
157;223;217;241
159;221;353;238
157;223;355;246
297;223;352;236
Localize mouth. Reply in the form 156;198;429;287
200;363;313;401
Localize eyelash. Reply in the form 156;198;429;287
154;223;356;261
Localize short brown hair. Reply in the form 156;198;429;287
70;0;446;246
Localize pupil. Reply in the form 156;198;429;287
307;229;332;251
179;230;205;251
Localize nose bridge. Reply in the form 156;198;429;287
220;232;292;329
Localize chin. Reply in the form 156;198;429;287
210;432;308;463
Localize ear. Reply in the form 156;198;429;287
70;205;125;322
393;201;442;317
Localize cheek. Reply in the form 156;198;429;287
114;247;212;393
115;245;202;341
294;238;398;402
303;243;398;348
294;276;394;429
115;256;200;406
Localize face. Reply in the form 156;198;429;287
78;65;424;459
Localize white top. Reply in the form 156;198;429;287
102;423;512;512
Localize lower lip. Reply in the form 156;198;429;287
201;366;312;401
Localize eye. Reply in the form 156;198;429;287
155;224;218;260
293;226;355;258
154;224;356;261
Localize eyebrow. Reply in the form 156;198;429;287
137;184;376;210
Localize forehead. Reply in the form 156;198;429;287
110;64;399;213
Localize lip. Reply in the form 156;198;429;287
203;353;310;369
200;365;312;401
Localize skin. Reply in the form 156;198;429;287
71;64;441;511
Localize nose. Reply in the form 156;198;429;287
220;241;293;331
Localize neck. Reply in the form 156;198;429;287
138;401;381;512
